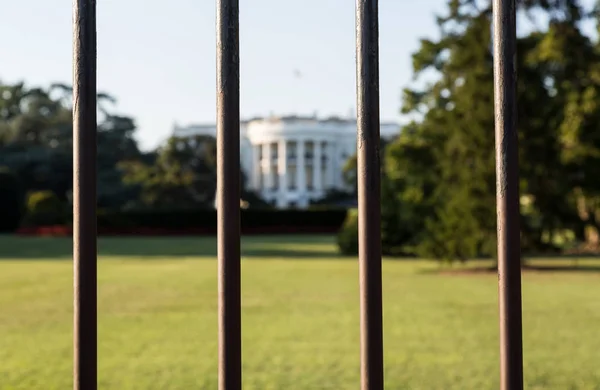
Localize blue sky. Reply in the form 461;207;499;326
3;0;595;151
1;0;445;150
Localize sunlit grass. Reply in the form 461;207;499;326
1;235;599;389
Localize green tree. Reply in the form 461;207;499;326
121;135;218;209
337;137;417;256
0;80;142;208
22;190;66;226
384;0;599;262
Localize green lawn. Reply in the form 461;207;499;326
1;235;600;389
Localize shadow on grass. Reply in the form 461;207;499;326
418;261;600;275
0;235;344;260
522;264;600;273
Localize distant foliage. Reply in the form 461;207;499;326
337;209;358;256
334;0;600;263
0;167;24;232
379;0;600;262
22;190;66;226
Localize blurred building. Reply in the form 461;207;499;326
172;115;399;209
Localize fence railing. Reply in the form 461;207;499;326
492;0;524;389
70;0;523;389
72;0;98;388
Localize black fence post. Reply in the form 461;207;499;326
355;0;384;389
216;0;242;389
72;0;98;389
492;0;524;389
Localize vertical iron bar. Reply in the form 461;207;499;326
355;0;384;389
493;0;524;389
72;0;97;389
216;0;242;389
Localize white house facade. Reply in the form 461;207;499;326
172;115;399;209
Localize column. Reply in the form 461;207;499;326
264;143;273;191
252;144;261;191
277;140;287;207
314;140;322;193
297;139;306;197
325;141;335;191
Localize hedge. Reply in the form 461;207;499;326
336;208;359;255
0;168;24;232
98;208;346;228
16;208;349;236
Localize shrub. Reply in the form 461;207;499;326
21;203;349;235
337;209;358;255
22;190;66;226
413;188;496;263
0;167;24;232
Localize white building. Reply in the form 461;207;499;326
172;115;399;208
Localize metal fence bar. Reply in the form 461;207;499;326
492;0;524;389
72;0;98;389
216;0;242;389
355;0;384;389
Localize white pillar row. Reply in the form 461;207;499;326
314;140;322;193
252;144;261;190
263;143;273;190
335;143;348;190
297;139;306;194
325;141;335;191
278;140;287;195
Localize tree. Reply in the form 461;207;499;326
0;80;142;208
121;135;218;209
338;137;417;255
384;0;600;262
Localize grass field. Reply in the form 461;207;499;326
1;235;600;389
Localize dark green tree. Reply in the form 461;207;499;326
120;135;217;209
384;0;599;262
0;80;142;208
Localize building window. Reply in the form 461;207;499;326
306;166;313;190
305;141;314;160
287;141;297;158
272;168;279;191
288;165;297;190
261;172;268;190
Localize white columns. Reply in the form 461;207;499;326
314;141;322;193
252;144;261;190
278;140;287;192
263;143;273;190
297;140;306;194
325;142;335;191
277;140;287;207
251;136;341;207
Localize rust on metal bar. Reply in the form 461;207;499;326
72;0;98;389
355;0;384;389
492;0;524;389
216;0;242;389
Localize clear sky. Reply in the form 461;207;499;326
2;0;456;150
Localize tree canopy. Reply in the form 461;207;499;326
376;0;600;260
0;80;261;215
